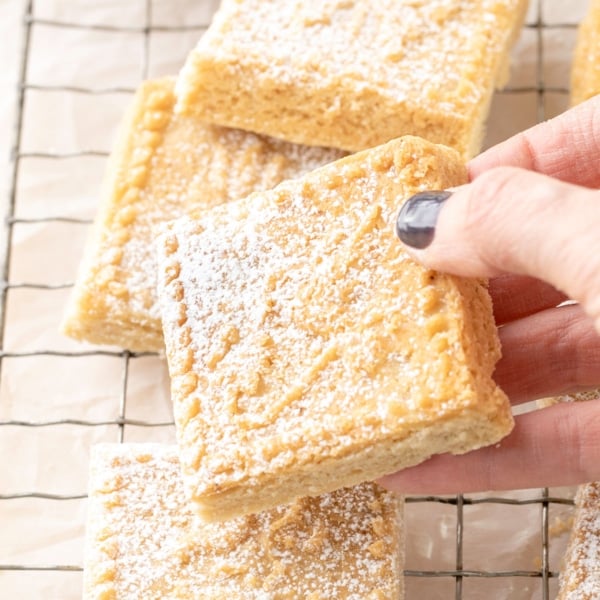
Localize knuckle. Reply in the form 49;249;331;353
573;405;600;482
573;322;600;389
563;204;600;323
463;166;522;231
461;166;524;268
516;130;541;172
582;96;600;154
552;403;600;483
576;260;600;330
545;306;600;392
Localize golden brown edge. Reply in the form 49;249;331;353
158;136;512;521
61;78;175;352
571;0;600;106
176;0;529;159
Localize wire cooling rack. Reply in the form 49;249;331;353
0;0;583;598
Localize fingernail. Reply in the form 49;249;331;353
395;190;452;249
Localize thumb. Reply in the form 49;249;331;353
395;166;600;332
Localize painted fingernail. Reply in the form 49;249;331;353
395;190;452;249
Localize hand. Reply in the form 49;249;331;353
381;96;600;494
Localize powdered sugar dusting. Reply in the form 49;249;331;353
117;105;343;321
196;0;522;107
156;137;496;504
66;78;343;349
558;482;600;599
83;444;404;599
177;0;527;154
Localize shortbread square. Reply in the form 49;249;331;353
176;0;528;158
62;77;344;352
156;135;513;522
557;482;600;600
83;444;404;599
571;0;600;105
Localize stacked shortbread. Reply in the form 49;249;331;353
64;0;540;597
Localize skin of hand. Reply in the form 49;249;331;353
381;95;600;494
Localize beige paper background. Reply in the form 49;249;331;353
0;0;591;598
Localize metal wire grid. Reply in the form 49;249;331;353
0;0;578;598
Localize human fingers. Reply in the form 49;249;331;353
469;96;600;188
395;170;600;332
494;303;600;404
488;274;567;325
379;400;600;494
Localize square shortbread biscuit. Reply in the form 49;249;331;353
62;77;343;352
156;135;514;522
176;0;528;158
571;0;600;105
83;444;404;599
557;482;600;600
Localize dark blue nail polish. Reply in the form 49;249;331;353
395;190;452;249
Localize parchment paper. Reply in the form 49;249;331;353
0;1;588;598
